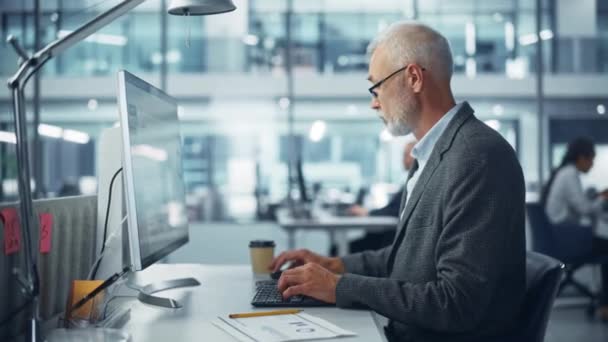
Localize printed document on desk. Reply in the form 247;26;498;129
212;312;357;342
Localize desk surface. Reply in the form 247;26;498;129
277;209;398;230
119;264;386;342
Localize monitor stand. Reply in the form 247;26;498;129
134;278;200;308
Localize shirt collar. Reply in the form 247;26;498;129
411;102;462;164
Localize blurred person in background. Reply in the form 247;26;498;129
543;136;608;320
346;140;416;253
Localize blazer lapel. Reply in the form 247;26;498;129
386;102;475;274
387;155;441;273
397;159;419;217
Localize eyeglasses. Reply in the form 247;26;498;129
368;64;426;98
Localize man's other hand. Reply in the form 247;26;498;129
269;249;345;274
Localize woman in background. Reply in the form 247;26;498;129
542;137;608;320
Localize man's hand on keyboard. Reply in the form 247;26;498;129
277;263;341;304
270;249;345;274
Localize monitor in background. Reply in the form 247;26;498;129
286;159;314;219
117;70;198;308
295;158;310;203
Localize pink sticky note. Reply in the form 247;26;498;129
39;213;53;254
1;208;21;255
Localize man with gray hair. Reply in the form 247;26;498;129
271;21;525;342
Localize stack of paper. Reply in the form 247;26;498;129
212;312;357;342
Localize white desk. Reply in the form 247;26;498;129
276;209;399;256
114;264;386;342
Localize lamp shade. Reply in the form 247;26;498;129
168;0;236;15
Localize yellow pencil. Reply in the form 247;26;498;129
229;309;302;319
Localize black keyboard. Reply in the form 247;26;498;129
251;280;333;307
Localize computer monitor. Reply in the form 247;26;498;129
117;70;189;271
295;158;309;203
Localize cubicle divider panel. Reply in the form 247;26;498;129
34;195;98;319
0;194;98;338
0;201;29;340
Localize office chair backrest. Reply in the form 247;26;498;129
527;202;595;263
519;251;564;342
526;203;557;256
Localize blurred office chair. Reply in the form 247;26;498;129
495;251;563;342
527;202;608;316
518;251;564;342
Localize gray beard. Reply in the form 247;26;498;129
386;117;412;136
386;90;419;137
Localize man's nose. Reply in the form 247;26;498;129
370;96;380;110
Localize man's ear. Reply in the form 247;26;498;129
406;65;424;93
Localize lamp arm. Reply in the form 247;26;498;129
6;0;147;291
9;83;36;293
7;51;33;87
35;0;145;60
5;51;55;305
7;35;29;62
21;56;51;90
6;2;148;340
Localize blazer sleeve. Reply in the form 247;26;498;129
340;246;392;278
335;150;525;332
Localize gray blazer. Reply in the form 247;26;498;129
336;102;526;342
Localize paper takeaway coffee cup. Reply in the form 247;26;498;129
249;240;276;274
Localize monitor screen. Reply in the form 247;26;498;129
117;70;188;270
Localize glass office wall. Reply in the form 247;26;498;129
3;0;606;76
1;0;607;220
0;96;523;221
0;1;162;76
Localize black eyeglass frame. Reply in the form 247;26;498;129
368;64;426;97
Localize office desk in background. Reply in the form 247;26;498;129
276;209;399;256
113;264;387;342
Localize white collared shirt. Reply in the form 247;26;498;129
545;164;604;225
